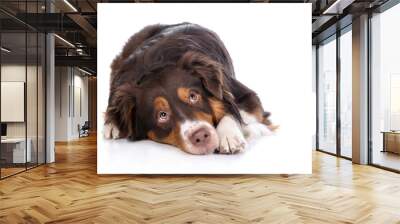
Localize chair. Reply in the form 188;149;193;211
79;121;90;138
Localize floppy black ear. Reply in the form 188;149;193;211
178;51;243;124
178;51;224;100
105;82;138;140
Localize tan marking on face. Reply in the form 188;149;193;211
177;87;190;104
154;96;170;112
208;97;225;123
147;130;157;141
147;123;185;151
177;87;202;105
193;111;213;125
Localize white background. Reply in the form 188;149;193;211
97;3;312;174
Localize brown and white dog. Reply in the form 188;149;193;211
104;22;277;155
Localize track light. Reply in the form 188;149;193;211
78;67;93;76
1;47;11;53
54;34;75;48
63;0;78;12
322;0;355;15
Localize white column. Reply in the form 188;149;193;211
46;33;55;163
352;14;369;164
45;1;55;163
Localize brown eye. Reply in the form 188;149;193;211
158;111;169;122
189;91;199;104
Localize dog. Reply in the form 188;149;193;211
104;22;277;155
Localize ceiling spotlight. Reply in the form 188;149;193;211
76;48;85;55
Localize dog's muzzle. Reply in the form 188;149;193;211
180;120;219;155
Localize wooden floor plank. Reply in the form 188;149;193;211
1;134;400;223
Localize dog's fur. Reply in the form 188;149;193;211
104;23;276;155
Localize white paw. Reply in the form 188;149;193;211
218;133;247;154
103;123;120;139
216;115;247;154
243;123;272;142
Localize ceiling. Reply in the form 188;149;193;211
0;0;393;75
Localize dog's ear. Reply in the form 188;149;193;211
178;51;244;124
178;51;224;100
105;82;138;140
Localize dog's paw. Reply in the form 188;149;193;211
243;122;272;141
103;123;120;139
216;115;247;154
218;133;247;154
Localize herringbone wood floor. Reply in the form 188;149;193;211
1;135;400;224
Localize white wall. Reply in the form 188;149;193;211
55;67;89;141
55;67;69;141
71;72;89;138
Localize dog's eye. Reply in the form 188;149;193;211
189;91;199;104
158;111;169;122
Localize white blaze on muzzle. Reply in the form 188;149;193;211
179;120;219;155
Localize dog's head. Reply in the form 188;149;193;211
106;51;240;155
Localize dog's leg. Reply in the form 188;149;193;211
216;115;247;154
103;122;120;139
240;110;272;142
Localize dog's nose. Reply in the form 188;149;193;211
189;128;211;146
